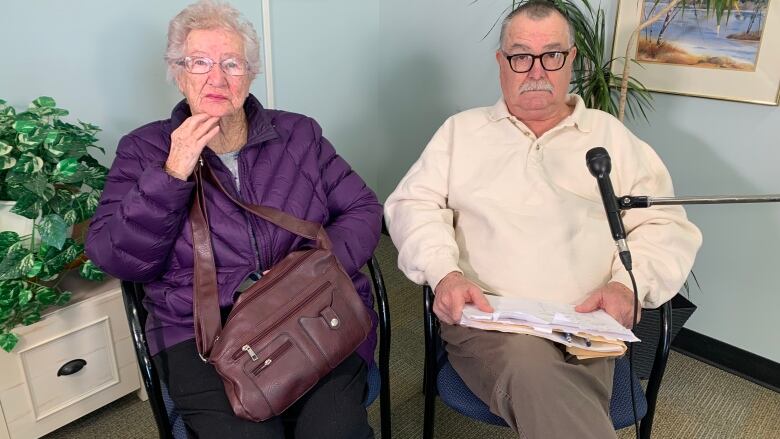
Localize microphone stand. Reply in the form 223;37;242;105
617;194;780;209
614;192;780;439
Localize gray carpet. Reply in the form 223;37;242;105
44;235;780;438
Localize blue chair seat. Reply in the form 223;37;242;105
435;355;648;429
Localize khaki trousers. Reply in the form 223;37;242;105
440;323;617;439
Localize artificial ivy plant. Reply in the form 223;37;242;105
0;97;108;352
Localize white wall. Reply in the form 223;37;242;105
268;0;380;189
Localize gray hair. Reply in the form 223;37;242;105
165;0;261;81
499;1;575;51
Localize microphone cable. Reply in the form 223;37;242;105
627;268;640;439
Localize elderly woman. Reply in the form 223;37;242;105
85;1;381;437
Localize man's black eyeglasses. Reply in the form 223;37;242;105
503;49;572;73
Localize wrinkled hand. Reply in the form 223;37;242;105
164;114;221;180
575;281;640;328
433;272;493;325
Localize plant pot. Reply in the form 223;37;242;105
0;200;35;237
631;294;697;379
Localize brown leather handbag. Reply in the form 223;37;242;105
188;160;372;422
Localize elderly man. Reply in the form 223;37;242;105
384;2;701;437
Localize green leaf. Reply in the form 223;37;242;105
43;141;68;159
0;306;14;325
21;309;41;326
0;284;17;306
39;239;80;274
25;261;42;278
55;290;72;306
36;214;69;249
15;132;40;151
44;189;73;215
13;120;38;135
16;152;44;173
0;156;16;170
0;244;32;280
51;158;81;182
0;140;12;156
43;130;61;145
80;260;104;281
0;232;20;255
9;193;42;219
22;173;55;201
17;289;32;307
35;287;57;305
0;332;19;352
64;193;92;224
18;253;36;277
32;96;56;108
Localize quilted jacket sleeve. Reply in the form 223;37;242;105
85;134;195;282
310;120;382;276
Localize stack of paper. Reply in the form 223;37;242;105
460;295;640;359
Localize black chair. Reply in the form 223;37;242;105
422;285;672;439
121;256;392;439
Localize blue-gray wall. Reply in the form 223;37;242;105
1;0;778;363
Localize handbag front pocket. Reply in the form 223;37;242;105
298;284;369;369
239;334;319;418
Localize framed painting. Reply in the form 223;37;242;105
611;1;780;105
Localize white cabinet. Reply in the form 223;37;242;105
0;275;142;439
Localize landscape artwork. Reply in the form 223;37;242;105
637;1;769;71
611;0;780;104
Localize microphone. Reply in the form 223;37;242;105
585;147;632;271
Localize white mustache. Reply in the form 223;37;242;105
519;80;554;93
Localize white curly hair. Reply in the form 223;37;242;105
165;0;261;81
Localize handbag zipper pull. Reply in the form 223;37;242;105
242;344;259;361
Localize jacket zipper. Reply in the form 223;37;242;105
227;249;317;325
236;149;262;274
233;280;331;361
250;340;293;375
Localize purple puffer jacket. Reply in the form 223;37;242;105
86;95;382;364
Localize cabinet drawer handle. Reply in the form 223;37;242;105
57;359;87;376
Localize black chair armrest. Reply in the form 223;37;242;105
120;281;173;439
367;256;392;439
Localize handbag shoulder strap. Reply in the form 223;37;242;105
201;161;331;250
190;163;222;360
189;158;334;359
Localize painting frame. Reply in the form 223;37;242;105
611;1;780;106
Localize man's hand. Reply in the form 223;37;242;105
433;272;493;325
165;114;221;180
575;281;640;328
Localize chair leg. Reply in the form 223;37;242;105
639;301;673;439
368;256;392;439
423;286;437;439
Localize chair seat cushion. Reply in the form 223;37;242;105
364;362;381;408
610;355;648;429
437;361;507;426
436;355;648;429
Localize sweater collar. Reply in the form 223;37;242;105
487;94;594;133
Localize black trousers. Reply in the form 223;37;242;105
153;339;374;439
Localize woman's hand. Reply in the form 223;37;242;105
165;114;221;180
